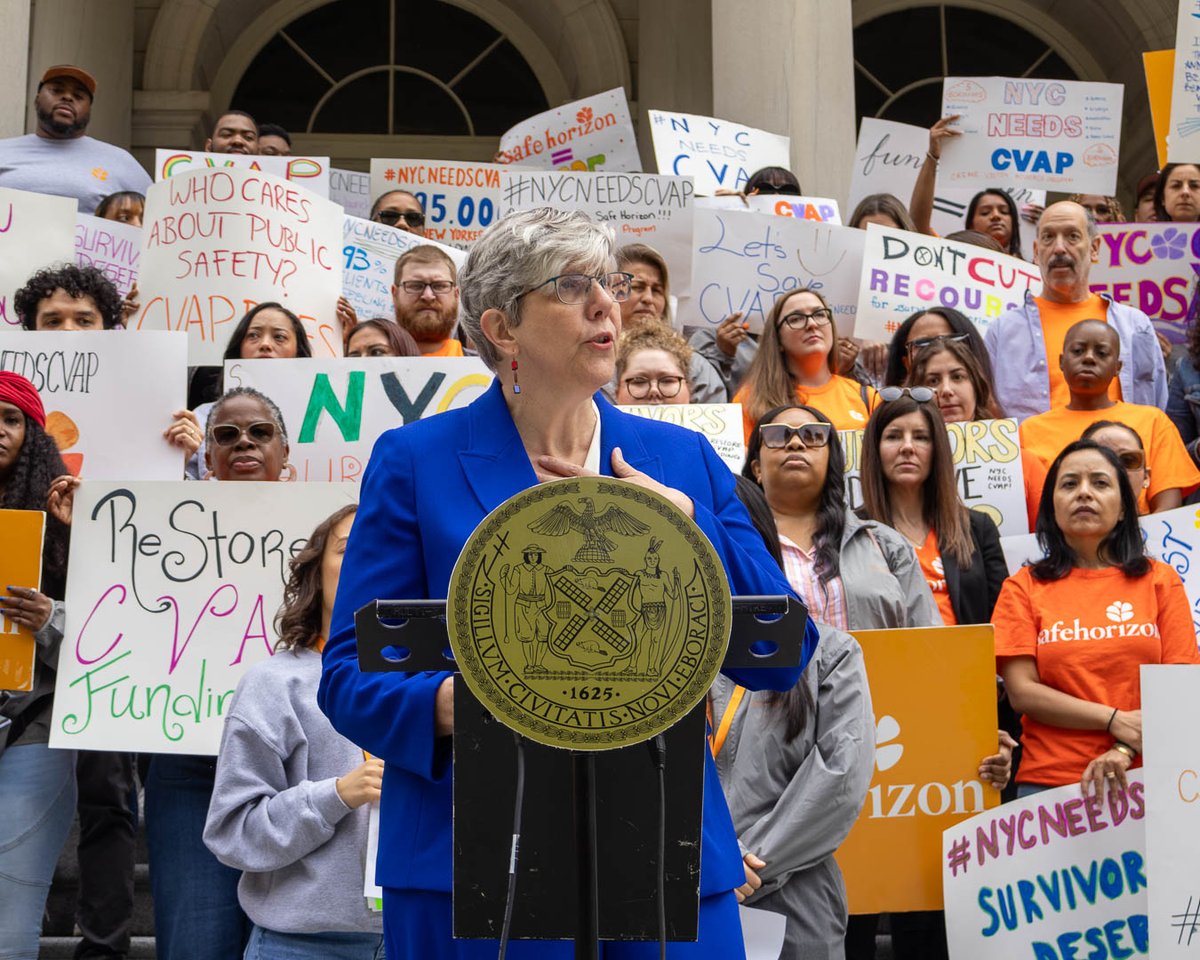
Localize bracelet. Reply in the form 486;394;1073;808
1106;707;1118;732
926;151;940;165
1112;741;1137;760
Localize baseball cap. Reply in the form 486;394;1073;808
1136;172;1159;199
40;65;97;97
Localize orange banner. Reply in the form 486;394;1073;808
1145;49;1175;170
836;625;1000;914
0;509;45;691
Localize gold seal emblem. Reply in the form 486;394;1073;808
447;477;731;749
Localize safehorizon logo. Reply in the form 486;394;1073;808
865;715;984;819
1038;599;1160;644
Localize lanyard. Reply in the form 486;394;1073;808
707;685;746;757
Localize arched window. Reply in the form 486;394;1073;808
231;0;549;136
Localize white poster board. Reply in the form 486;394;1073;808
155;149;330;198
619;403;745;472
75;214;140;298
1168;2;1200;162
701;193;843;225
367;159;505;249
938;77;1124;194
0;331;186;480
498;88;640;173
330;167;371;220
50;480;358;753
648;110;790;195
0;187;77;329
134;167;344;363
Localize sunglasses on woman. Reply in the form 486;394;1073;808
878;386;935;403
1115;450;1145;471
210;421;278;446
906;332;971;359
759;422;833;449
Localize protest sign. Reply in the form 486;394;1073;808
1169;3;1200;162
50;480;357;753
1141;664;1200;955
0;509;45;691
1145;50;1175;169
700;193;842;224
938;77;1124;194
836;625;999;913
133;167;344;363
497;88;640;173
619;403;744;472
155;149;330;198
0;331;186;480
368;159;505;249
1089;221;1200;344
854;223;1042;341
341;216;466;322
684;207;865;336
330;167;371;219
75;214;139;298
648;110;789;195
500;170;695;297
942;775;1147;959
0;187;77;328
841;418;1027;535
224;357;491;481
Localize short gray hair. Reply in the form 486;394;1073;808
457;208;614;370
206;386;289;445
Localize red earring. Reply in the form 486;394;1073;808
511;357;520;395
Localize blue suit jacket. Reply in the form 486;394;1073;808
319;380;816;895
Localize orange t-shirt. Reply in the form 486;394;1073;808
1036;295;1122;409
422;338;465;357
1021;448;1047;532
993;560;1200;786
735;376;879;442
1019;401;1200;513
915;529;957;626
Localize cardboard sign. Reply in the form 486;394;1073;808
619;403;745;472
1169;4;1200;162
841;418;1028;536
942;775;1147;959
854;223;1042;341
1140;664;1200;955
497;88;640;173
1145;50;1175;170
836;625;1000;913
0;187;78;329
330;167;371;220
0;509;45;691
648;110;789;195
155;149;330;198
1089;222;1200;344
50;480;357;753
702;193;843;225
0;331;187;480
341;215;466;323
223;357;491;481
500;170;695;297
938;77;1124;194
75;214;139;298
368;159;505;249
133;167;344;363
684;206;865;336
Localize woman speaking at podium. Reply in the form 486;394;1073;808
319;208;818;959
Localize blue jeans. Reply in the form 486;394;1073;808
144;754;251;960
244;926;384;960
1016;783;1053;799
0;742;77;960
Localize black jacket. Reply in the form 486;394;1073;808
943;508;1008;625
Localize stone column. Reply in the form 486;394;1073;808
0;0;31;138
710;0;856;202
637;0;713;171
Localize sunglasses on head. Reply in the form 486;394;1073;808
210;421;278;447
1115;450;1145;471
759;422;833;449
878;386;935;403
906;332;971;359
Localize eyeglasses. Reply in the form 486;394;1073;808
777;308;833;331
750;183;795;195
1115;450;1145;471
879;386;935;403
522;272;634;305
398;280;456;296
378;210;425;228
759;422;833;449
622;375;685;399
210;421;278;447
906;332;971;359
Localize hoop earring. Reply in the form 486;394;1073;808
511;356;521;395
281;462;298;482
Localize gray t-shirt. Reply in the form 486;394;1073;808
0;134;151;213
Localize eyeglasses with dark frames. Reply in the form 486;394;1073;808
621;375;685;400
398;280;456;296
777;308;833;331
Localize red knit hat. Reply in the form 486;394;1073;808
0;372;46;428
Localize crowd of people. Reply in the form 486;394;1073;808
1;62;1199;960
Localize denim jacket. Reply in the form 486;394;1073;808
984;291;1167;422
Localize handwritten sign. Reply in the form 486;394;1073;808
0;331;186;480
837;625;999;913
497;88;640;173
1145;50;1175;170
1169;4;1200;162
155;149;330;199
341;216;466;322
75;214;139;298
0;187;77;328
938;77;1124;194
0;509;45;691
683;207;865;336
330;167;371;219
500;170;695;297
648;110;789;195
50;480;357;753
368;159;504;249
942;775;1147;959
619;403;744;472
224;357;491;481
854;223;1042;341
701;193;843;224
134;167;344;364
841;418;1027;535
1141;664;1200;955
